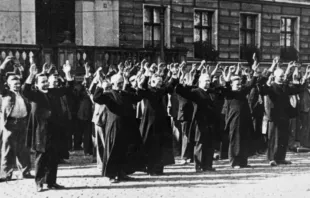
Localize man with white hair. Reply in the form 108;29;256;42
93;72;144;183
176;71;217;172
261;64;301;166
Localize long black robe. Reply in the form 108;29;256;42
223;77;256;167
299;87;310;148
138;77;176;174
175;85;217;170
93;88;144;178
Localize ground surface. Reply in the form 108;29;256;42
1;151;310;198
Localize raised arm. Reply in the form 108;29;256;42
22;64;39;102
0;56;14;95
93;86;112;105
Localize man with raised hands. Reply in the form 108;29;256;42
0;56;32;182
23;62;74;192
260;59;302;166
93;70;144;183
175;63;219;172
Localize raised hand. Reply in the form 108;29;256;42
198;60;206;71
63;60;71;74
211;63;220;76
0;56;14;70
117;62;125;74
29;64;38;76
267;73;274;86
253;53;257;62
41;63;50;74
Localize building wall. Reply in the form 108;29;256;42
119;0;310;62
0;0;36;44
75;0;119;47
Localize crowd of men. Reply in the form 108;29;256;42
0;53;310;192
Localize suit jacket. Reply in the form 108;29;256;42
176;85;216;142
260;83;301;121
0;69;31;131
23;81;74;152
299;87;310;113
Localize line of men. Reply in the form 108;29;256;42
1;54;310;192
90;54;310;182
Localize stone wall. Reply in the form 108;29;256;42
0;0;36;45
75;0;119;47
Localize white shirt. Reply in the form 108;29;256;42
10;93;27;118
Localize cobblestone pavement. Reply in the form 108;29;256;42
2;151;310;198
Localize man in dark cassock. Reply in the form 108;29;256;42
23;62;73;192
93;73;144;183
223;74;257;168
137;66;177;175
47;72;71;162
299;78;310;148
176;71;217;172
260;67;301;166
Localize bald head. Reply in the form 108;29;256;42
111;74;124;90
199;74;211;90
274;68;285;84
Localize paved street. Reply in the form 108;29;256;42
1;151;310;198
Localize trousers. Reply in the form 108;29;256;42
1;118;31;178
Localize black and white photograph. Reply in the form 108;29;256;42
1;0;310;197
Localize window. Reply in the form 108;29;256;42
36;0;75;45
240;14;258;59
194;11;213;44
280;17;298;61
281;18;295;48
144;6;162;48
194;10;214;59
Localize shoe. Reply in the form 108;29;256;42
21;173;35;179
0;176;12;182
213;154;220;160
269;160;278;166
109;177;119;184
203;167;216;172
149;172;164;176
0;177;9;183
47;183;65;189
36;183;43;192
241;165;252;168
233;166;241;169
120;175;135;181
277;160;292;165
58;159;69;164
180;159;188;165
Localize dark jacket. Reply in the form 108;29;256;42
23;81;74;152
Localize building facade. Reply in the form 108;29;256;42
0;0;310;72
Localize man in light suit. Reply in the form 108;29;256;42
0;56;32;182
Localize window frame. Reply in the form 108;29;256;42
240;14;257;47
194;10;213;45
280;17;295;49
143;5;163;48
